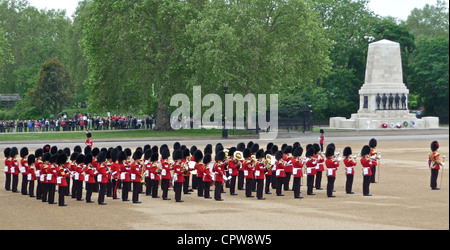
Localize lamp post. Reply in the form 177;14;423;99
222;85;228;139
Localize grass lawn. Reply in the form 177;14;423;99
0;128;250;141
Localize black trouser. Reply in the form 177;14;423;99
41;183;48;202
47;183;56;204
132;182;140;202
58;186;66;206
271;171;277;189
98;182;107;203
265;175;272;194
150;179;159;197
106;180;112;197
327;176;335;197
161;179;169;199
86;182;94;202
12;174;19;192
430;169;439;189
5;173;11;190
237;171;244;190
36;180;42;199
315;171;323;189
284;172;291;191
65;177;71;196
183;176;190;194
21;175;28;195
370;166;377;183
276;176;284;195
214;181;222;200
145;177;151;195
204;181;211;198
74;180;83;200
122;181;130;201
307;175;315;194
255;179;264;199
346;175;354;193
229;175;237;194
197;177;204;197
111;179;119;198
174;182;183;201
363;176;371;195
293;177;302;197
192;174;198;189
29;180;35;197
245;178;253;197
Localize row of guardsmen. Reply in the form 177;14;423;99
3;139;384;206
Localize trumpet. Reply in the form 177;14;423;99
140;163;146;184
234;151;243;161
266;154;276;166
224;148;229;158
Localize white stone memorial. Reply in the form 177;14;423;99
329;39;439;130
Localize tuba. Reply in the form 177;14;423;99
234;151;243;161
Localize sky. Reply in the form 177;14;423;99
27;0;449;20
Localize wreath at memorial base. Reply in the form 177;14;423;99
403;121;409;128
396;123;402;129
381;123;388;128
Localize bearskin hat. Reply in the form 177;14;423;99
247;141;254;150
100;147;107;153
106;149;111;159
325;146;335;158
361;145;371;156
161;148;170;160
151;152;159;162
49;154;58;164
203;153;212;165
237;142;246;152
151;146;158;154
50;146;58;155
75;154;85;164
97;151;106;163
271;145;279;155
57;153;68;165
194;150;204;163
20;147;29;158
143;144;151;152
124;148;132;157
183;148;190;158
369;138;377;148
116;145;123;152
86;132;92;138
132;150;143;161
215;144;224;154
190;146;197;156
327;143;335;151
35;148;43;158
70;152;79;162
293;142;300;149
111;148;119;162
228;147;236;157
283;145;292;154
173;142;181;151
275;150;283;160
215;151;226;162
92;147;100;157
250;143;259;154
305;147;314;157
118;151;127;163
73;145;82;153
306;144;312;151
281;143;287;152
43;144;51;153
63;147;71;157
320;129;324;134
173;149;183;161
293;146;303;157
27;154;35;165
255;149;264;159
10;147;18;157
144;149;153;160
135;147;143;153
343;147;352;157
204;145;212;155
243;148;251;159
84;153;93;165
42;152;51;162
431;141;439;151
84;146;92;155
160;144;168;154
180;145;187;151
266;142;274;151
313;143;320;154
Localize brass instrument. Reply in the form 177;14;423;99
182;161;189;175
140;162;146;184
234;151;243;161
224;148;229;158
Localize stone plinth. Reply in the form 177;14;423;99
329;39;439;130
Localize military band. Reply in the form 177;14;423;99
3;138;445;207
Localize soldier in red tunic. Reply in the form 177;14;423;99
428;141;444;190
343;147;356;194
130;150;143;203
172;149;185;202
325;144;340;198
213;151;226;201
292;146;304;199
361;145;374;196
56;153;69;206
96;151;108;205
254;149;266;200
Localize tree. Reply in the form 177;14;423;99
29;57;74;119
410;37;449;122
0;25;13;70
405;0;449;41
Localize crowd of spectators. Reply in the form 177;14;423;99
0;113;156;133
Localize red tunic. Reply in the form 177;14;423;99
292;158;303;178
343;158;356;175
325;158;339;177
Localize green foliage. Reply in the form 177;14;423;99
28;57;74;119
